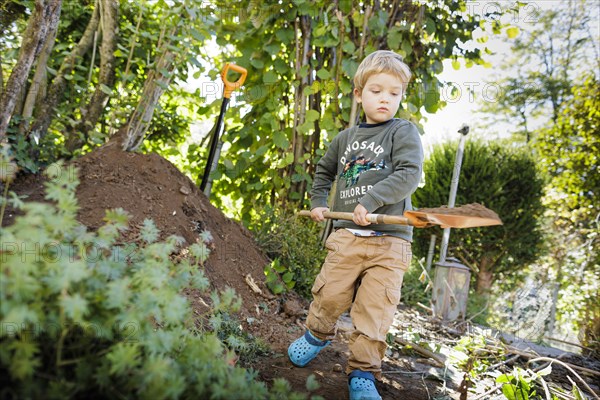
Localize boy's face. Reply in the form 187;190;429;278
354;72;404;124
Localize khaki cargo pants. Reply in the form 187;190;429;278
306;228;411;379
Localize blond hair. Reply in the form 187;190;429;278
353;50;412;93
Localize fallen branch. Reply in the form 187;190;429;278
527;357;600;400
472;384;501;400
544;336;596;352
416;302;432;313
483;337;600;378
488;354;521;371
394;337;445;367
504;347;600;378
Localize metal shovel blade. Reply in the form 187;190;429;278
404;210;503;229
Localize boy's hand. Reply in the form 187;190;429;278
311;207;329;222
353;204;371;226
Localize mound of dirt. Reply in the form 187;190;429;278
4;143;300;348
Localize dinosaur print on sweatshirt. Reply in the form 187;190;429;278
340;155;387;187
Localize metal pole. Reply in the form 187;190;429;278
439;124;469;263
425;234;437;272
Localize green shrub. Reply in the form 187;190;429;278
250;205;327;298
399;258;432;307
0;162;306;399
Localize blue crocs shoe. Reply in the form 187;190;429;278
288;330;330;367
348;370;382;400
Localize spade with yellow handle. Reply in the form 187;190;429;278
200;63;248;197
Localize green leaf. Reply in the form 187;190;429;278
8;340;40;379
191;270;210;291
342;40;355;54
387;27;402;50
451;59;461;70
190;28;204;41
282;272;293;283
263;70;278;84
273;130;289;149
100;84;113;95
572;384;586;400
104;208;130;230
401;40;413;57
60;293;88;322
536;364;552;377
61;259;90;288
189;242;210;263
500;383;519;400
425;17;436;35
506;27;519;38
162;295;188;325
305;109;320;122
107;343;141;375
105;278;131;309
250;58;264;69
140;218;160;244
1;305;40;328
159;68;172;78
316;68;330;80
306;374;320;391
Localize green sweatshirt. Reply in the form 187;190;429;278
310;118;424;241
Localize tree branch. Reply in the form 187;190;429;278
120;26;178;151
0;0;62;142
19;20;58;135
66;0;118;152
29;0;99;142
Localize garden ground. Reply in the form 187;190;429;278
5;145;598;399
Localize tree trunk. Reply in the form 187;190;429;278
475;255;495;295
19;22;58;135
0;0;62;142
66;0;118;152
0;53;4;97
29;0;99;142
289;15;311;200
348;5;371;126
120;43;176;151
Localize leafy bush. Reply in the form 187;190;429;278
399;258;432;307
0;162;306;399
250;205;327;298
412;139;545;295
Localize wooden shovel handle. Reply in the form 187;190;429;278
297;210;412;225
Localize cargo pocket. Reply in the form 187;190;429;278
311;274;327;297
323;230;344;264
381;286;401;334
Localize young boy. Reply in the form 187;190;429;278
287;50;424;400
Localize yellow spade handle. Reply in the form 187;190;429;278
221;63;247;99
297;210;413;226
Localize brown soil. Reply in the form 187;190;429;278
417;203;501;220
3;144;457;399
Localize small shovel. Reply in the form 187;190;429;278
297;204;502;229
